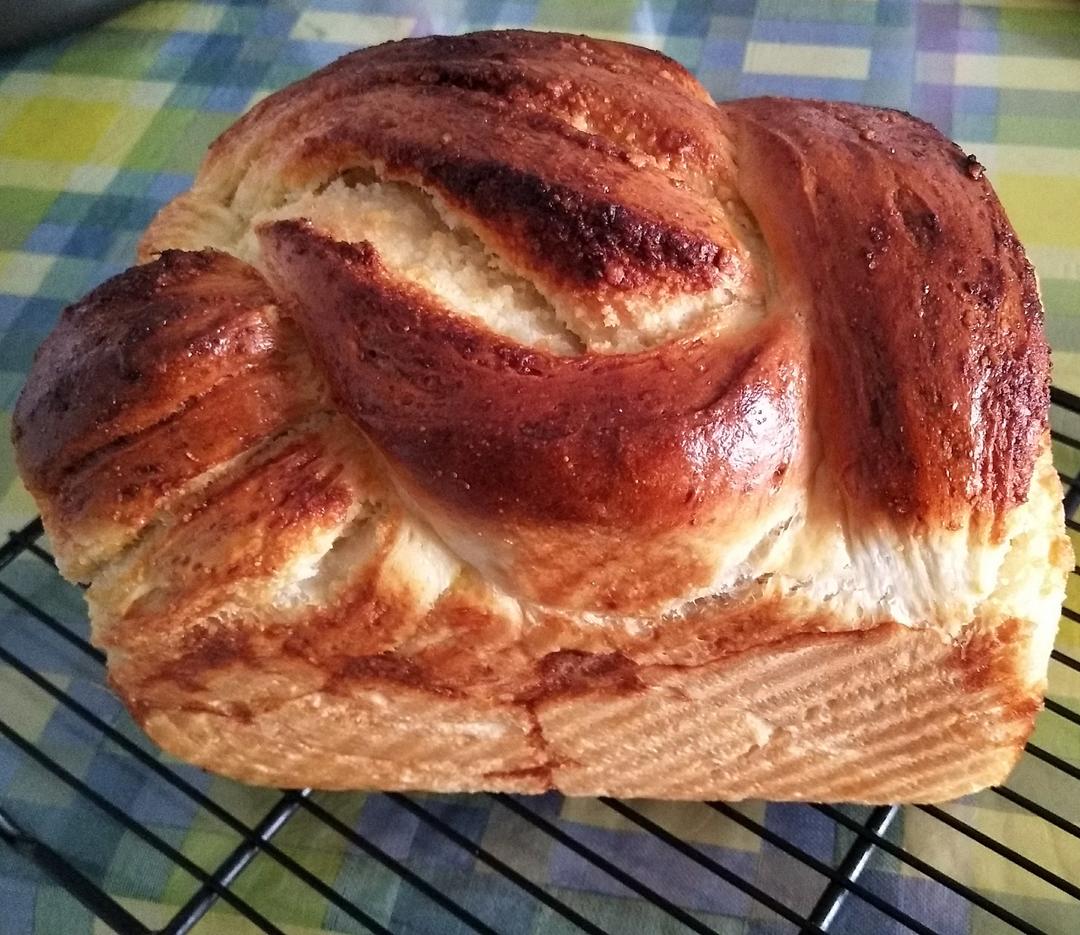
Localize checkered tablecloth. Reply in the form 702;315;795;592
1;2;1078;933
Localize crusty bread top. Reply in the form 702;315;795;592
12;31;1061;675
12;251;328;578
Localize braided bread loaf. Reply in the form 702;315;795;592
13;31;1070;800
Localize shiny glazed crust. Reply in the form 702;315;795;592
12;31;1071;801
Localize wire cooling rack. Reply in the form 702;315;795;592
1;391;1079;935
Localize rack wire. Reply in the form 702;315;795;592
1;389;1079;934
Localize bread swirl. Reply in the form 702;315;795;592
12;30;1070;800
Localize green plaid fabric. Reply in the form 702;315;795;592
1;2;1078;933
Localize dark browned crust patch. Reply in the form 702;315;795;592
288;83;745;303
518;649;643;702
952;616;1042;731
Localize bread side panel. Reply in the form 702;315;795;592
122;617;1039;801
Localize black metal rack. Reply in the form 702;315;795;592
1;389;1079;934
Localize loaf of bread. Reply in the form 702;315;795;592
12;31;1070;801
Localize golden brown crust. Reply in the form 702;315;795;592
728;98;1049;526
14;251;277;487
11;250;328;576
208;31;726;198
55;366;312;537
258;220;800;528
10;30;1069;801
90;420;378;634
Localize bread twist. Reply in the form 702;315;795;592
13;32;1070;800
